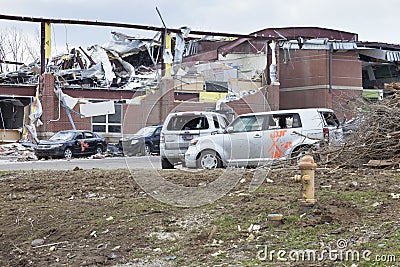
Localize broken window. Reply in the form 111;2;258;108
0;98;30;129
92;104;121;133
320;111;340;127
167;115;210;131
269;113;302;129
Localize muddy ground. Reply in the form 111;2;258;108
0;166;399;266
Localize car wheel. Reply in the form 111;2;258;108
198;150;222;169
144;144;151;156
161;157;174;169
95;146;103;155
64;148;73;159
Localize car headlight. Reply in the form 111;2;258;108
131;139;139;145
50;144;63;148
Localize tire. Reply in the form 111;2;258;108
161;157;174;169
64;148;73;159
197;150;222;169
95;146;103;155
144;144;151;156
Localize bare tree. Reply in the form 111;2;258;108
0;27;40;72
0;31;8;72
6;27;27;71
24;28;40;63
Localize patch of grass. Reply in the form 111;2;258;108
130;250;146;259
168;243;185;254
336;190;388;205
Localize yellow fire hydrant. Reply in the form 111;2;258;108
293;155;317;205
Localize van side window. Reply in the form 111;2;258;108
292;114;302;128
231;115;266;132
270;113;302;129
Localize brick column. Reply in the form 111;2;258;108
38;73;56;136
267;84;280;111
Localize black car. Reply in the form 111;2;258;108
35;130;107;159
119;125;162;156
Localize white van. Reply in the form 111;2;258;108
185;108;343;169
160;111;229;169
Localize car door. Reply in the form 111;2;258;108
72;132;85;155
83;131;97;154
224;114;266;167
262;113;303;160
151;126;162;153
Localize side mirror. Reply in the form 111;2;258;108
226;126;234;133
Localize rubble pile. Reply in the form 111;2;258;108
1;32;159;90
0;62;40;84
49;32;160;90
327;92;400;168
0;143;37;161
384;81;400;92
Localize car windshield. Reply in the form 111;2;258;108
49;131;75;141
134;126;157;137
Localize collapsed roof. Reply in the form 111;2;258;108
1;26;399;91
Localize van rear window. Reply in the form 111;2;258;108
167;115;209;130
320;112;340;127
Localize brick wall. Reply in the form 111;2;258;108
39;74;92;138
278;49;362;119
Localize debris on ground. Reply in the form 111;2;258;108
0;168;398;266
313;90;400;169
0;142;37;161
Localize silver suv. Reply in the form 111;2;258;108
160;111;229;169
185;108;343;169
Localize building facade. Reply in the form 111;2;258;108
1;26;400;143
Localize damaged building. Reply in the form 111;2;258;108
0;15;400;143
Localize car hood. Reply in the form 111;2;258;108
38;140;68;145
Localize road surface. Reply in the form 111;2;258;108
0;156;161;171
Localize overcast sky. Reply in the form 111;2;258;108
1;0;399;56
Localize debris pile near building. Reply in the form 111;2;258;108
0;143;37;161
0;62;40;84
384;81;400;92
324;91;400;168
49;32;160;90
